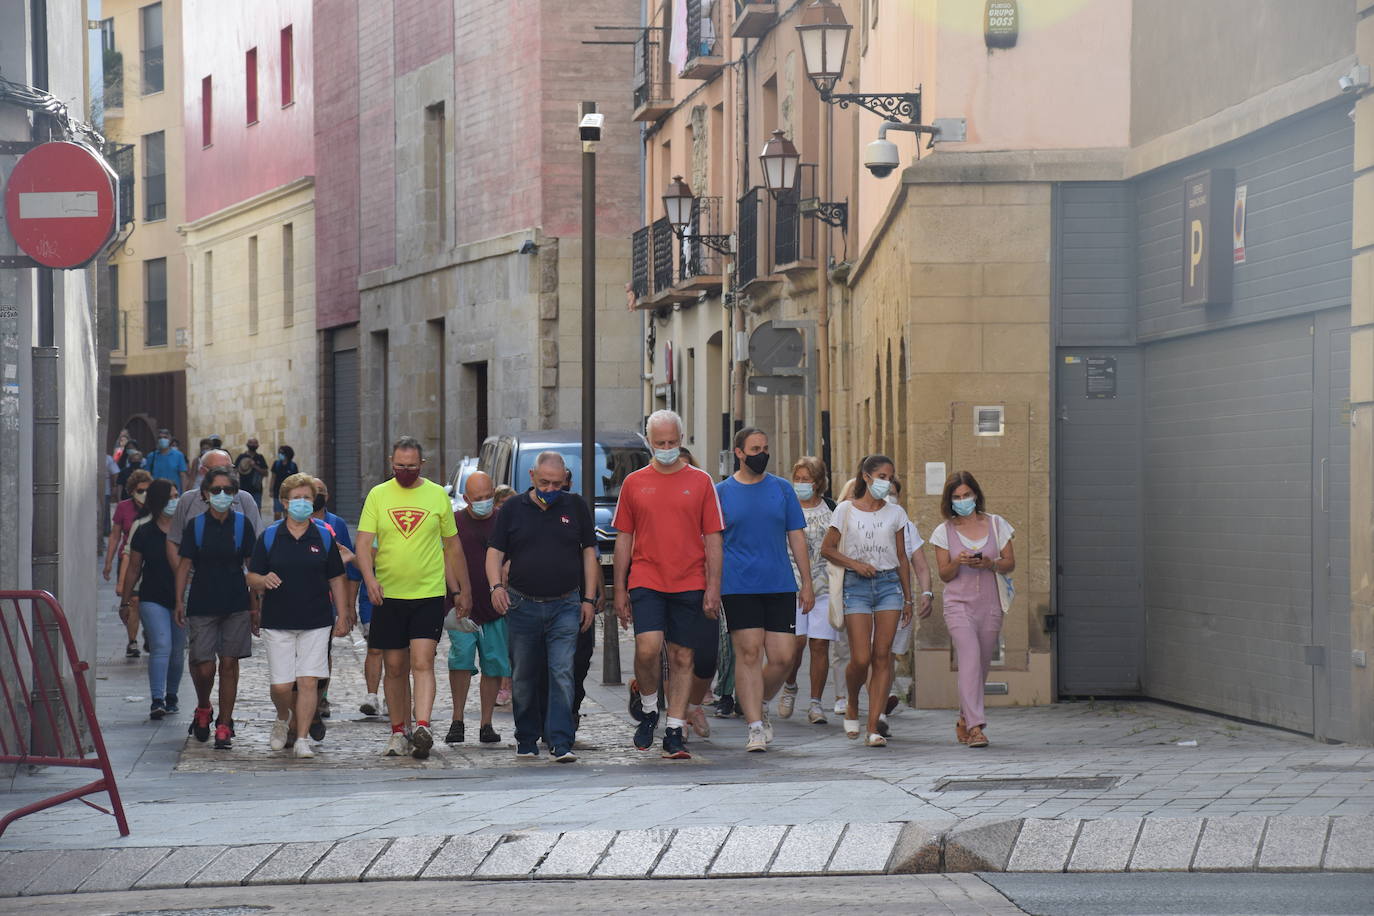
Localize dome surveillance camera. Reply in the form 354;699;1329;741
865;137;900;178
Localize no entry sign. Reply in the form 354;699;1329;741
3;141;118;269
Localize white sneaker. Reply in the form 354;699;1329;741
746;724;768;752
384;732;410;757
270;717;290;750
834;696;847;716
761;709;774;742
360;693;380;717
778;684;798;719
807;701;828;725
294;739;315;758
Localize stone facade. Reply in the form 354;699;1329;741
182;180;319;474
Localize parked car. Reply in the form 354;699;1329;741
476;428;651;588
443;455;480;514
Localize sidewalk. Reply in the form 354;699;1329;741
0;574;1371;896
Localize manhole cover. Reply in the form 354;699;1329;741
1291;764;1374;773
935;776;1121;792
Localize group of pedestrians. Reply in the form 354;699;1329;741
104;412;1015;765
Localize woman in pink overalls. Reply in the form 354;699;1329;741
932;471;1016;748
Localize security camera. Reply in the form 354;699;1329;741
579;112;605;142
865;137;900;178
1339;64;1371;93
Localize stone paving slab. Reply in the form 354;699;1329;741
1067;818;1141;873
364;835;445;880
21;849;116;896
304;837;388;884
475;831;557;877
828;821;904;875
769;821;846;875
187;842;280;887
1128;817;1203;872
1007;819;1079;872
536;829;615;878
1257;815;1331;871
132;844;228;890
650;825;731;877
709;824;787;876
595;827;673;877
76;846;171;893
944;818;1021;873
1322;815;1374;871
247;841;333;885
1192;816;1266;872
0;849;59;897
421;834;502;879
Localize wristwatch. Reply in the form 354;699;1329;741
921;590;934;598
489;584;505;594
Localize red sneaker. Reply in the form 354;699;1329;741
213;722;233;749
189;706;213;743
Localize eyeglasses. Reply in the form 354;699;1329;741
207;486;238;495
133;488;150;495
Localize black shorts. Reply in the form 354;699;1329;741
367;596;445;650
722;592;797;634
629;588;716;652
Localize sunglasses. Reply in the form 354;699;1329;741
207;486;238;495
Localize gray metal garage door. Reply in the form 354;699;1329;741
1055;349;1144;694
1143;315;1316;732
1314;310;1351;742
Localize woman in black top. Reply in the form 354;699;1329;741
118;479;185;720
269;445;298;520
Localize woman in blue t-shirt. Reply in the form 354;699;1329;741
714;427;816;754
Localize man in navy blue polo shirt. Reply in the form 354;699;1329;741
485;451;598;762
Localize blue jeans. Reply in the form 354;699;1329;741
506;588;580;752
139;600;186;701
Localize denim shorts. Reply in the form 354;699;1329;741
842;568;904;615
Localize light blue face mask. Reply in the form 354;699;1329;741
162;496;180;517
953;496;977;517
868;478;892;500
469;498;494;517
653;447;681;465
208;492;235;512
793;482;814;501
287;497;314;521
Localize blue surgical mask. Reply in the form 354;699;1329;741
162;496;180;517
953;496;977;517
469;498;494;518
653;447;681;466
868;478;892;500
793;482;814;501
277;452;286;462
208;492;235;512
157;437;170;450
533;487;561;508
287;497;314;521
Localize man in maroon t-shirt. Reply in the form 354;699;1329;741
444;472;509;745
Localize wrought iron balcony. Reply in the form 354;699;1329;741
682;0;725;80
732;0;777;38
632;27;672;122
677;195;725;292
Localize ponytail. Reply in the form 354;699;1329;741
853;453;893;500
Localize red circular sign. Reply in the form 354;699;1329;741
4;141;117;268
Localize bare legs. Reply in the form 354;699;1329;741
843;610;898;734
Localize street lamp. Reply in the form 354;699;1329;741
758;129;800;197
796;0;923;125
661;175;733;254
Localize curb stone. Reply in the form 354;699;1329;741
3;815;1371;896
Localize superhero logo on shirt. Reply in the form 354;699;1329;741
560;515;570;525
389;508;430;538
309;545;321;554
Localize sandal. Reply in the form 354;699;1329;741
844;718;861;739
865;733;887;747
966;725;989;748
956;716;971;745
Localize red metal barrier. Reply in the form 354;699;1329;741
0;590;129;837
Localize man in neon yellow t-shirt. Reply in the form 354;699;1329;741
355;436;471;760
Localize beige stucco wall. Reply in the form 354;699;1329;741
845;179;1053;710
105;0;189;377
182;179;318;478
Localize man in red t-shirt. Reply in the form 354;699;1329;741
612;410;724;760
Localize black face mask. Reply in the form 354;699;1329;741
313;494;328;512
742;451;770;475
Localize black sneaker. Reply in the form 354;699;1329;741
189;705;213;742
712;695;736;718
125;640;140;659
661;725;691;759
479;723;500;744
552;747;577;763
309;713;327;742
149;698;166;720
411;724;434;760
876;717;891;738
445;721;465;744
634;710;659;750
628;677;645;723
164;694;179;714
318;696;331;719
516;743;539;758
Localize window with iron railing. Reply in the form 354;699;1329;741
687;0;719;60
632;226;651;300
774;163;817;267
737;188;761;287
681;195;724;283
140;2;164;94
651;217;675;294
144;258;167;348
633;27;669;109
142;131;165;222
107;143;134;226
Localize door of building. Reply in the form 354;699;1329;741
331;346;361;524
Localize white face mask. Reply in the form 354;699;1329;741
868;478;892;500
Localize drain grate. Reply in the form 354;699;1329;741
936;776;1121;792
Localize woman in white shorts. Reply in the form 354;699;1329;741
777;457;837;725
247;474;353;758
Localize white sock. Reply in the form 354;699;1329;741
810;698;823;705
640;692;658;714
748;719;763;729
665;716;686;729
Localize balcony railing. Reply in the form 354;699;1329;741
679;195;724;288
737;188;762;288
683;0;725;80
632;28;672;121
774;163;817;268
651;217;675;295
632;225;651;300
107;143;135;227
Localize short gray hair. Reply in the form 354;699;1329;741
645;409;684;439
199;448;231;469
534;450;566;471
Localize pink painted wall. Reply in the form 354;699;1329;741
182;0;315;223
313;0;359;330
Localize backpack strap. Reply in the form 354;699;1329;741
312;519;333;553
193;512;206;550
233;511;245;553
263;520;282;554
